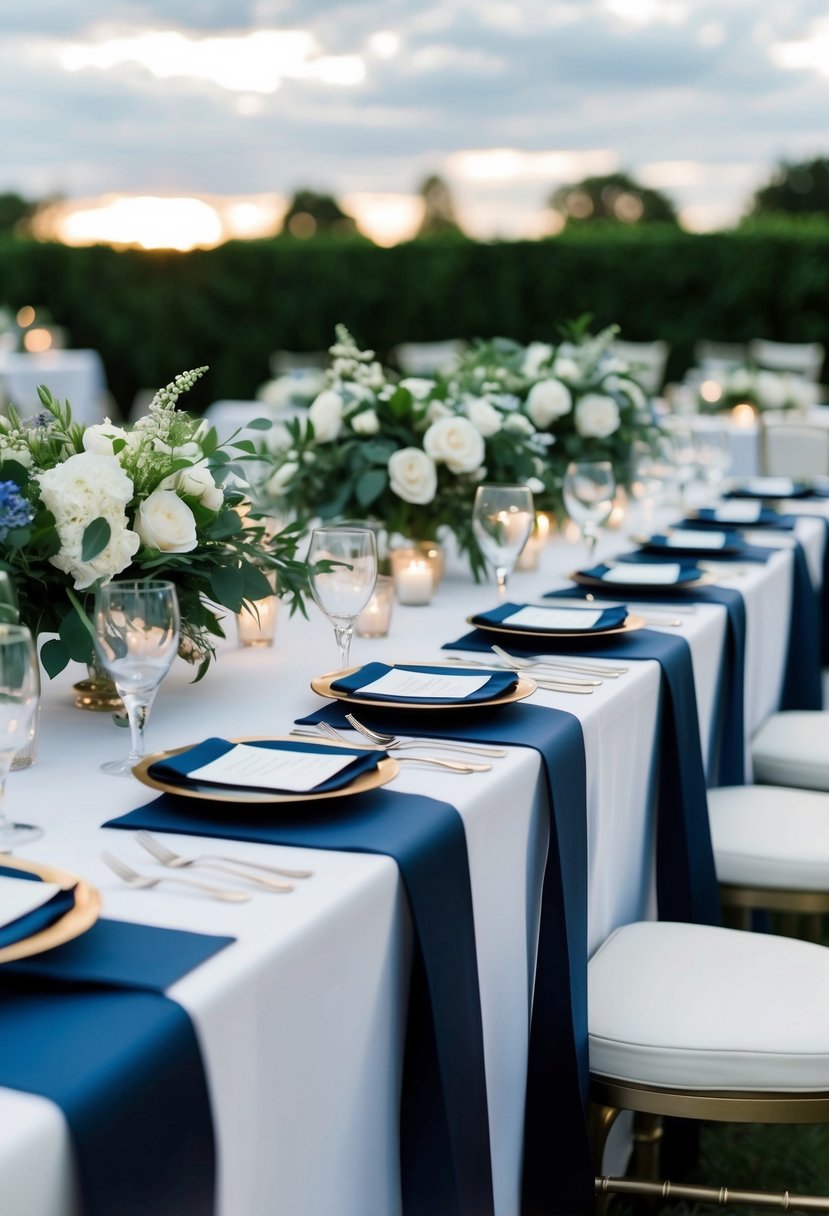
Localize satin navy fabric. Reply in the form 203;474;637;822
543;584;748;786
105;788;495;1216
294;699;595;1216
470;601;628;633
150;735;382;793
0;864;77;948
331;660;517;703
0;918;233;1216
445;626;721;931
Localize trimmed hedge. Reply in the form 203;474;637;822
2;223;829;415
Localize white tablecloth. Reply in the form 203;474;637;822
0;350;108;426
0;513;824;1215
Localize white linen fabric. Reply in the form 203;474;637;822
0;350;108;425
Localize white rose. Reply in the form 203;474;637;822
575;393;621;438
423;416;485;474
504;412;536;436
551;355;580;382
426;400;452;423
388;447;438;505
38;451;139;589
465;397;502;437
526;379;573;428
351;409;380;435
135;489;198;553
82;419;129;457
308;389;344;442
521;342;553;378
265;462;299;497
164;464;225;511
153;439;203;459
399;377;435;401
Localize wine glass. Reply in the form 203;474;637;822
0;624;41;846
471;483;535;599
94;580;180;777
308;528;378;669
562;460;616;563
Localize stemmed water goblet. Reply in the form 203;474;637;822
94;580;181;777
0;624;42;845
471;483;535;600
562;460;616;563
308;528;378;669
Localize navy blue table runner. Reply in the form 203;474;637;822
0;917;233;1216
105;786;495;1216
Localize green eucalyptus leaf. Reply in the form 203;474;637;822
356;468;387;508
80;517;111;562
244;417;274;431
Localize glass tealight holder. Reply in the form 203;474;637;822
392;557;434;606
236;591;280;647
355;575;395;637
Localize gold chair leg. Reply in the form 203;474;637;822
590;1102;623;1215
633;1111;664;1179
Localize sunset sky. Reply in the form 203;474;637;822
3;2;829;247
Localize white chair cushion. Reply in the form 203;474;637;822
589;921;829;1091
709;784;829;889
751;712;829;791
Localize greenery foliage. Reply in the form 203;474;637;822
2;224;829;418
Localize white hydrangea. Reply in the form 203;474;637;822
400;377;435;401
388;448;438;504
423;416;486;474
526;379;573;428
575;393;621;439
38;452;140;589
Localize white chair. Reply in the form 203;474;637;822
694;339;748;372
611;338;670;396
751;711;829;792
390;339;466;376
759;420;829;478
589;920;829;1210
749;339;825;383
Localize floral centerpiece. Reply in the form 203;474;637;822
697;366;818;414
443;318;658;518
0;368;308;680
259;326;549;578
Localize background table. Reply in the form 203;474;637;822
0;350;109;425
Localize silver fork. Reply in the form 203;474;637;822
343;713;507;757
488;645;630;677
441;656;595;693
293;723;491;772
490;645;602;685
134;832;298;892
101;850;251;902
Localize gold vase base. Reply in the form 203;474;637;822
73;677;125;713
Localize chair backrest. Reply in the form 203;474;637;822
748;338;825;382
759;420;829;478
610;339;669;395
694;339;748;372
390;339;467;376
269;350;329;375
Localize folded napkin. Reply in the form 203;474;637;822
579;560;702;587
150;737;382;794
641;530;741;554
330;661;517;704
0;865;77;951
726;476;811;499
470;601;628;633
694;505;793;528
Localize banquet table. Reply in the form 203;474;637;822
0;505;825;1216
0;350;109;426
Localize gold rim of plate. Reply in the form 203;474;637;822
568;570;712;593
310;666;536;710
467;612;645;641
132;735;400;804
0;855;101;965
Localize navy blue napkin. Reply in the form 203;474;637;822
641;530;742;555
293;699;595;1216
0;918;234;1216
693;508;797;529
0;864;77;950
331;661;516;704
105;788;495;1216
151;736;382;794
726;479;812;499
470;601;628;633
579;559;703;588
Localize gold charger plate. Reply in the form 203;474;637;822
132;735;400;804
467;612;645;642
0;855;101;965
311;665;536;710
569;569;711;594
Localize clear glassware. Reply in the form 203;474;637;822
308;528;378;668
562;460;616;563
471;483;535;599
94;580;180;777
0;624;42;845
